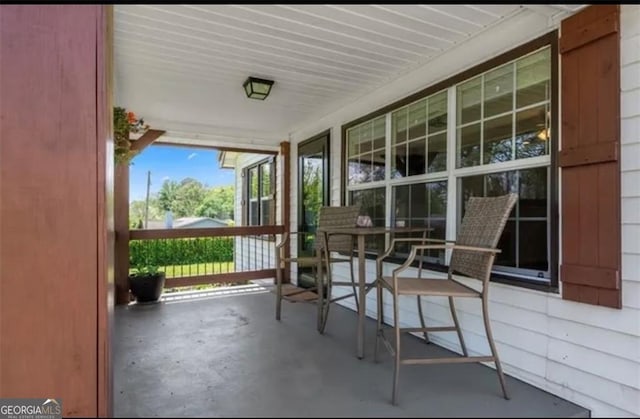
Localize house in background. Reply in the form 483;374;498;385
1;4;638;418
145;217;230;229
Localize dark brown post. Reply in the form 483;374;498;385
0;5;113;415
280;141;291;283
114;162;131;305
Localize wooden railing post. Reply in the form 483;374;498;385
114;162;130;305
280;141;291;284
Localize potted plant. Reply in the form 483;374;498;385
114;106;149;165
128;263;166;303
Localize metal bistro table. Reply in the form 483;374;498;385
318;226;431;359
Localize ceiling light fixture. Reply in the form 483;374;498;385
243;77;274;100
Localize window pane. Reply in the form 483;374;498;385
393;108;408;144
407;138;426;176
408;100;426;140
348;156;360;185
460;168;548;279
427;132;447;173
516;48;550;108
392;181;447;264
516;104;549;159
519;167;547;217
350;187;386;252
457;77;481;124
360;121;372;153
260;163;271;198
496;220;517;267
249;167;258;199
249;201;259;226
372;149;386;181
261;198;271;225
428;91;448;134
484;64;513;118
483;115;513;164
457;123;481;168
347;126;359;156
519;221;548;270
373;117;386;150
392;143;407;178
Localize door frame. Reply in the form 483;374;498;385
297;129;331;257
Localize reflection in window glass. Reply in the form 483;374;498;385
457;123;481;167
516;104;549;159
456;47;550;168
484;64;513;118
392;181;448;264
459;167;548;277
246;159;275;227
457;77;481;125
517;48;550;108
349;187;386;252
483;115;513;164
346;116;386;185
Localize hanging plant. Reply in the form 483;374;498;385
114;106;149;165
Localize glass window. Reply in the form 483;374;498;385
245;158;275;227
344;44;553;285
456;48;551;169
459;167;548;279
349;187;386;252
392;181;448;264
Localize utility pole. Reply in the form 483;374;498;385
144;170;151;229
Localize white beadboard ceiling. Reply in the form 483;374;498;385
114;4;585;149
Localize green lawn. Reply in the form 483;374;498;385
129;261;235;278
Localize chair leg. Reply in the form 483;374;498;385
448;297;468;356
481;298;509;400
374;278;383;363
275;264;283;321
392;292;401;406
416;295;431;344
319;263;332;334
316;261;325;334
349;259;359;312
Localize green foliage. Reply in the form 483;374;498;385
132;177;235;224
129;242;161;277
114;107;148;165
130;237;234;268
174;178;207;217
196;185;235;220
157;179;180;212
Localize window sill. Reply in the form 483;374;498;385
374;253;558;294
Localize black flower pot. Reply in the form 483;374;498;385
129;272;166;303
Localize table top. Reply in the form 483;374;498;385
317;226;432;236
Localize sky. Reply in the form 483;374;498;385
129;145;235;202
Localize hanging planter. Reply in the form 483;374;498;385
114;106;149;165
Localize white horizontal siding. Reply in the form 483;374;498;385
281;5;640;417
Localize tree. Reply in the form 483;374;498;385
196;185;235;220
130;198;162;228
173;178;206;217
157;179;180;212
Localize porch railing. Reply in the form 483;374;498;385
129;225;284;289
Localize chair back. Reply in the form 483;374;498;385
314;206;360;254
450;194;518;281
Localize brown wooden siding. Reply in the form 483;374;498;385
560;5;621;308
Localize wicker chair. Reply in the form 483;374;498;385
275;205;360;333
374;193;518;405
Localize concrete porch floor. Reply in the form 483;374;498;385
114;284;589;418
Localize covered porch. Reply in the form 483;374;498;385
114;286;588;417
